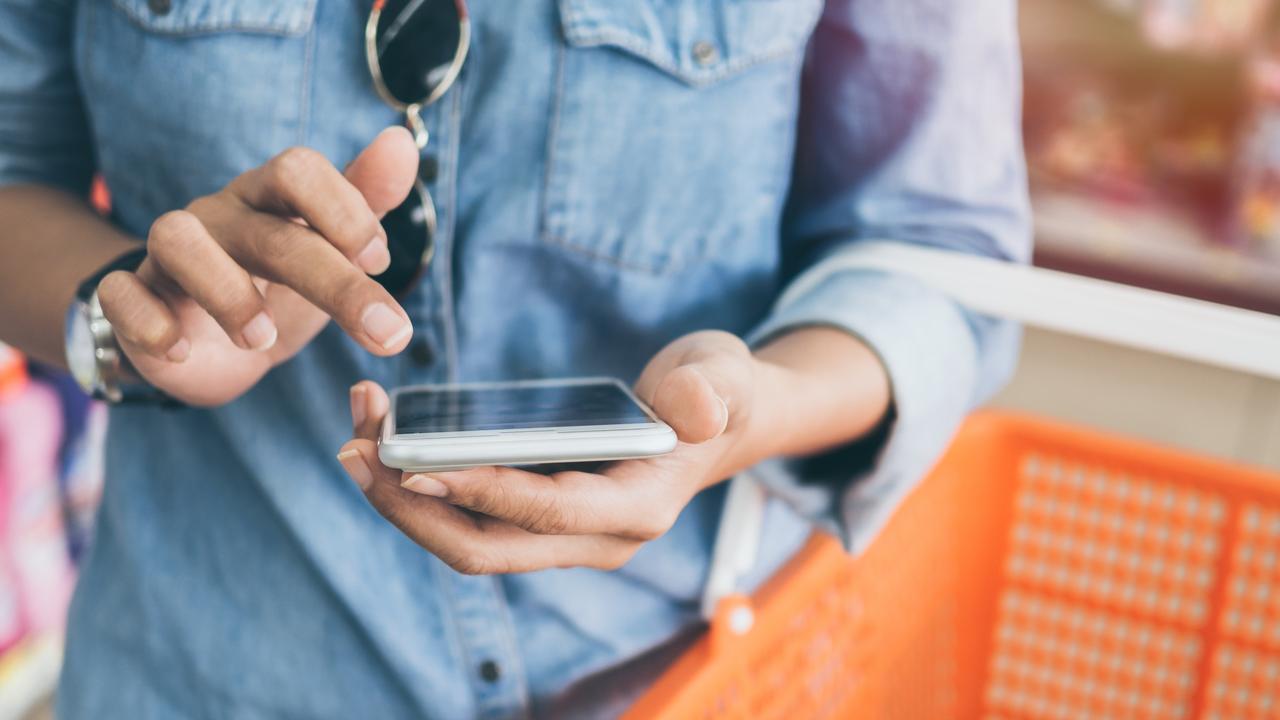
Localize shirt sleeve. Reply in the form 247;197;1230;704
747;0;1031;553
0;0;95;194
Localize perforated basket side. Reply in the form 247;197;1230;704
976;415;1280;720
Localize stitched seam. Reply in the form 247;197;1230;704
537;40;568;245
297;11;315;146
488;577;534;715
109;0;317;37
543;0;813;274
562;17;811;87
441;66;464;384
539;31;702;277
81;0;98;131
571;31;807;87
429;562;484;719
539;235;706;276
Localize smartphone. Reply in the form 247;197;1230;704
378;377;677;472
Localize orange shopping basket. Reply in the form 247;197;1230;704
626;244;1280;719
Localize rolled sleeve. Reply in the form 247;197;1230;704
0;0;95;194
748;264;1019;553
750;0;1031;552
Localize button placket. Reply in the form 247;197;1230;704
397;104;449;385
433;568;530;719
431;61;466;383
411;35;524;716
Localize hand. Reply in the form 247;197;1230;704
96;127;420;406
336;331;770;574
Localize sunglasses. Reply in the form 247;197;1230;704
365;0;471;297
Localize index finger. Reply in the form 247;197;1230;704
231;147;389;275
337;439;636;574
401;464;685;542
223;211;413;354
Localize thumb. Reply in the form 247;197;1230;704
338;380;396;492
638;331;755;445
349;379;391;441
650;364;730;445
344;126;419;218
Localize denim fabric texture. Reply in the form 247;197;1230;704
0;0;1030;716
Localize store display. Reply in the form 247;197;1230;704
27;366;106;563
1142;0;1271;51
1025;2;1240;223
1233;35;1280;259
1023;0;1280;313
0;345;25;655
0;344;104;718
0;346;73;649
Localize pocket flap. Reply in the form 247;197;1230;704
111;0;318;36
559;0;822;87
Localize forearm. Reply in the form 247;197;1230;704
735;326;892;470
0;184;138;367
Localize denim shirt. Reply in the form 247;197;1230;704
2;0;1029;717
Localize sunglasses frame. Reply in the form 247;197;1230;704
365;0;471;147
364;0;470;296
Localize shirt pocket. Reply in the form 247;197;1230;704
542;0;824;275
80;0;318;228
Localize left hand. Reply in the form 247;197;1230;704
336;330;767;574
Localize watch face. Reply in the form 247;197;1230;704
66;301;99;392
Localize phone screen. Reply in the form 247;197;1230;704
393;382;655;434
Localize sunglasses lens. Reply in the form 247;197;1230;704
375;0;464;104
374;182;435;297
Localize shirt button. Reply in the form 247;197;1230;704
478;660;501;683
418;153;438;185
691;41;719;66
148;0;172;15
409;338;435;367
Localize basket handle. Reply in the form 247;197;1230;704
780;242;1280;381
702;470;766;618
703;243;1280;617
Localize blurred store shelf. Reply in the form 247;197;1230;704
1034;193;1280;314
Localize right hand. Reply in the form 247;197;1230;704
96;127;420;406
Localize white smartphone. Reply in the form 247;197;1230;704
378;377;677;472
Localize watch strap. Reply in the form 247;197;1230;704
77;246;148;303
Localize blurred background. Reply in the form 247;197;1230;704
999;0;1280;470
1022;0;1280;313
4;0;1280;716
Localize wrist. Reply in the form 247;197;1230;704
744;326;893;462
722;356;797;471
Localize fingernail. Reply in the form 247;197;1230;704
350;385;367;427
716;396;730;433
337;449;373;491
357;237;391;275
166;337;191;363
361;303;412;350
402;474;448;498
242;312;278;351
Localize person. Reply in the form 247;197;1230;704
0;0;1029;716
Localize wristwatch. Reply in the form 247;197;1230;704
64;247;174;404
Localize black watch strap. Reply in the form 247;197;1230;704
77;246;149;302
